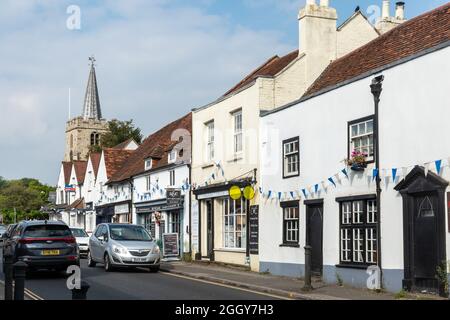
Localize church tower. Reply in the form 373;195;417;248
64;57;109;162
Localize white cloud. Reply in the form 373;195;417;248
0;0;294;184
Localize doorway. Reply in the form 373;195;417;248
306;201;324;277
206;200;214;260
395;166;448;294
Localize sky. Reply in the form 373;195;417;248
0;0;447;185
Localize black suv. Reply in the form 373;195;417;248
2;220;80;272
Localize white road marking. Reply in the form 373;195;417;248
0;279;44;300
161;272;292;300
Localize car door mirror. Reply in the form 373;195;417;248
97;235;104;242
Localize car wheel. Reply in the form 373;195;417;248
104;254;113;272
87;251;96;267
149;266;160;273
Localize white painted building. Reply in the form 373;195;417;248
259;3;450;294
191;0;387;270
106;114;193;259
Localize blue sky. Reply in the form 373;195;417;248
0;0;447;184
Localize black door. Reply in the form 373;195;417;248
206;200;214;260
412;194;440;292
306;203;323;276
395;166;447;295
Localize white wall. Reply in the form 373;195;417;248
259;47;450;284
133;164;191;253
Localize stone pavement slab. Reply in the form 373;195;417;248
160;261;433;300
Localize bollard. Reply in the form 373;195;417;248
71;280;90;300
302;245;313;292
3;254;14;300
13;261;27;300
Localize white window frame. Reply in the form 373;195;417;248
282;206;299;244
283;137;299;178
232;110;243;154
145;175;151;191
339;198;378;266
349;117;374;161
206;121;214;162
223;198;247;249
169;170;175;187
145;158;153;171
168;150;176;164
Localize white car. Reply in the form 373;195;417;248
70;228;90;257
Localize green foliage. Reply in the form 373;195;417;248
0;178;54;224
336;272;343;287
100;119;143;149
395;290;408;300
436;261;449;297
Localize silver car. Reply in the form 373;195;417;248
88;223;161;272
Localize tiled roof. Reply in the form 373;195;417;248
223;50;299;97
108;113;192;183
90;153;102;178
69;197;85;210
303;3;450;98
103;149;134;179
113;138;136;150
62;162;72;185
73;161;88;184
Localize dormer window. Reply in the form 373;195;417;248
145;158;153;171
168;150;177;164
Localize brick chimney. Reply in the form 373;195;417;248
298;0;337;87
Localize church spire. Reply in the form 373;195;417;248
82;56;102;120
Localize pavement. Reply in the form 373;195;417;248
160;261;446;300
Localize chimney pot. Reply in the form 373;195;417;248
306;0;316;5
395;1;405;20
320;0;329;7
382;0;390;19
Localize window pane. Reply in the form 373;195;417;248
351;125;358;137
366;120;373;133
359;123;366;135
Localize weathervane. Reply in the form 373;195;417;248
89;55;96;67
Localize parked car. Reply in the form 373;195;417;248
0;225;6;244
1;224;17;249
88;223;160;272
3;220;80;272
70;228;90;257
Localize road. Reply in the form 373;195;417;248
0;249;280;300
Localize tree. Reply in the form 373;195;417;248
0;178;55;224
90;119;143;152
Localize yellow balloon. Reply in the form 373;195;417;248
243;186;255;200
229;186;242;200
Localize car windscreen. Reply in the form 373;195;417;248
0;226;6;232
23;225;72;238
109;225;152;241
71;229;88;237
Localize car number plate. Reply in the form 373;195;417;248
132;258;146;262
42;250;60;256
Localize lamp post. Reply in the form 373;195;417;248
371;75;384;288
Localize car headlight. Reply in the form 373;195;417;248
152;245;160;254
112;245;128;255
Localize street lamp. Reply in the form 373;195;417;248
371;75;384;288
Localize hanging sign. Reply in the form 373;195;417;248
243;186;255;200
166;189;182;205
229;185;242;200
249;205;259;255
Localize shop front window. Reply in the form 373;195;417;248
223;198;247;249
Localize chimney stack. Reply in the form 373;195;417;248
395;2;405;20
320;0;330;7
382;0;390;19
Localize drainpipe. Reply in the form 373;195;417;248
188;163;192;258
371;75;384;288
